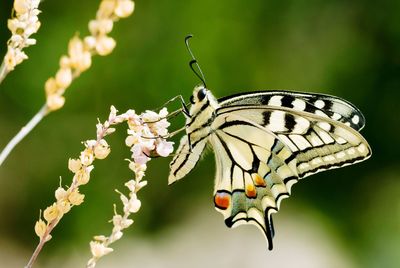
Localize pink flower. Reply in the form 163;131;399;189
156;140;174;157
131;144;149;164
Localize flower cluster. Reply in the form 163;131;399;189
3;0;41;72
34;109;117;242
126;108;174;164
45;0;135;111
87;107;174;267
30;105;173;267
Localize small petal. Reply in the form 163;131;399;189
124;180;136;192
94;140;111;160
156;140;174;157
57;200;71;213
90;241;113;258
112;230;123;240
46;95;65;111
44;78;59;96
14;0;29;14
95;36;116;56
68;190;85;206
43;203;60;222
68;158;82;173
34;219;47;238
55;68;72;88
80;148;94;166
114;0;135;18
55;187;68;201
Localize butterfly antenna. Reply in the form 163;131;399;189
185;34;207;88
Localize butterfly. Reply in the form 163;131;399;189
168;85;371;250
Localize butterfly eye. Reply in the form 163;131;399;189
197;88;206;101
189;95;195;104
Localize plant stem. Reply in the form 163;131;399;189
0;60;9;85
0;104;48;166
25;219;58;268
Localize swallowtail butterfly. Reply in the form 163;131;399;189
168;36;371;250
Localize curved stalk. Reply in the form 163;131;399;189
0;105;48;166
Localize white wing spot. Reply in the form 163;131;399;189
292;99;306;110
268;96;282;106
332;112;342;120
352;115;360;125
269;111;287;132
314;100;325;109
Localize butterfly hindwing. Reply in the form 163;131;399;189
209;113;298;249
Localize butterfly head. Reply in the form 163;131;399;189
188;85;219;115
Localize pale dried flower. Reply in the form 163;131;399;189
43;203;60;222
68;190;85;206
90;241;113;258
95;36;116;56
34;219;46;238
80;148;95;166
94;139;111;159
68;158;82;173
57;200;72;214
55;187;68;201
2;0;41;71
114;0;135;18
46;94;65;111
73;165;94;185
55;68;73;88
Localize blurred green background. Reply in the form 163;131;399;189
0;0;399;267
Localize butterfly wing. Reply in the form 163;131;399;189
210;108;371;249
209;113;299;250
218;90;365;131
169;135;207;184
217;105;371;178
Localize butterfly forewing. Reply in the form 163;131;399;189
218;90;365;131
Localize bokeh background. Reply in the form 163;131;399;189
0;0;399;267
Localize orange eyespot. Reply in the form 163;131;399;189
252;173;266;187
214;192;231;210
245;184;257;198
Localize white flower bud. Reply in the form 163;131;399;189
90;241;113;258
114;0;135;18
55;68;72;88
95;36;116;56
14;0;29;14
46;95;65;111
